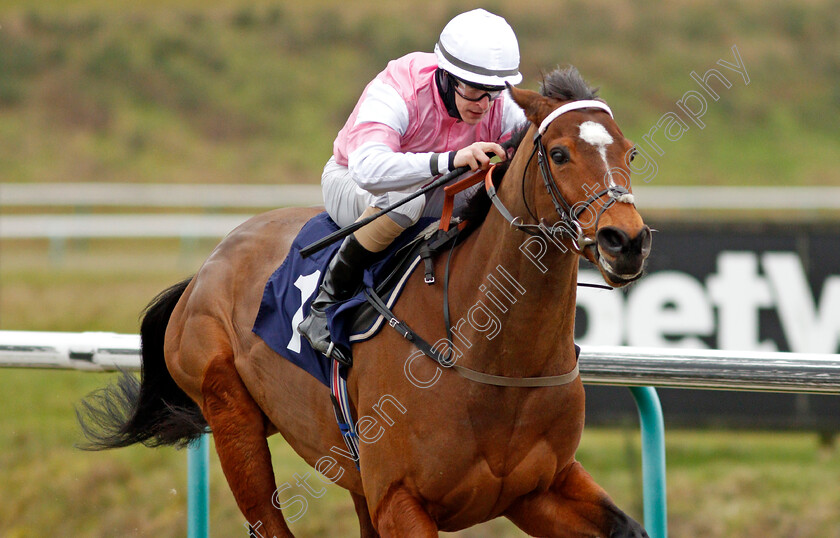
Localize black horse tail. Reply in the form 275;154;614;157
77;277;208;450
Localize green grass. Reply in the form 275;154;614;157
1;364;838;537
0;0;837;185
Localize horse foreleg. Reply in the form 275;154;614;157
201;355;293;537
505;461;648;537
351;492;380;538
373;485;438;537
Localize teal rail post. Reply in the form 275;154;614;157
187;433;210;538
629;387;667;538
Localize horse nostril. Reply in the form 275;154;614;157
596;227;630;256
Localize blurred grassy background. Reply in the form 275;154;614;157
0;0;838;186
1;0;840;536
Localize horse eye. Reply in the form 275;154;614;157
628;149;638;163
550;147;569;165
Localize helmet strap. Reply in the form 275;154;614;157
435;69;462;121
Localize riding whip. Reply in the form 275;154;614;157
300;164;472;257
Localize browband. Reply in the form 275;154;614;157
537;100;613;136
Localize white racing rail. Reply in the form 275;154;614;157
2;183;839;211
0;331;141;370
580;345;840;394
0;214;255;239
3;331;839;394
0;183;323;209
2;185;839;241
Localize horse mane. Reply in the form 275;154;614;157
457;66;599;233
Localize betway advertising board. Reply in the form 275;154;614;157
575;221;840;430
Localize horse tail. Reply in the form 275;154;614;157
77;277;208;450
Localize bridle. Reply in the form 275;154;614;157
486;99;636;253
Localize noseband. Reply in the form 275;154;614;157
487;99;635;253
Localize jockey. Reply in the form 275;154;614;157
298;8;527;365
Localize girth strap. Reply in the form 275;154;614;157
364;288;580;388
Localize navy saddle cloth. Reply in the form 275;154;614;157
252;212;438;387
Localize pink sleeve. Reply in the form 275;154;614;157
345;121;402;156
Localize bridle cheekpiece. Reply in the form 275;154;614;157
487;99;635;253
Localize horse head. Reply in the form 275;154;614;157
508;67;652;287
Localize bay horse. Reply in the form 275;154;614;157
79;67;651;537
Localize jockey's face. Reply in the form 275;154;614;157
455;91;492;124
452;78;502;125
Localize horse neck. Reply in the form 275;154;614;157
446;161;580;376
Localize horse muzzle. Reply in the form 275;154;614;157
592;225;652;286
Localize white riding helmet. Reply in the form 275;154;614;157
434;9;523;88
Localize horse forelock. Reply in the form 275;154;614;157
540;66;599;101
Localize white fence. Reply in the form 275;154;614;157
3;183;840;210
3;331;839;394
0;331;141;370
0;183;323;208
2;184;840;241
0;214;255;239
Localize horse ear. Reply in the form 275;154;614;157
507;85;553;126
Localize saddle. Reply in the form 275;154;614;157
346;221;461;337
252;169;486;387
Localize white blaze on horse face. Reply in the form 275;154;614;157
579;121;616;186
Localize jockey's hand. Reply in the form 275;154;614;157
453;142;507;171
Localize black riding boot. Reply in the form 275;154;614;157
297;234;378;366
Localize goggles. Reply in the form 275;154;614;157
450;75;505;102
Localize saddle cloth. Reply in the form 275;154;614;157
252;212;438;387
